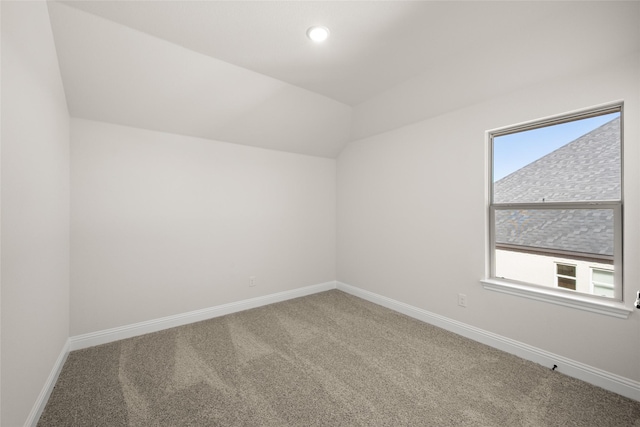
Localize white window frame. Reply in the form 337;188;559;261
481;102;631;319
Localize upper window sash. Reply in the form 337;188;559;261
489;102;624;206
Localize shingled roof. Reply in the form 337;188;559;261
494;117;620;258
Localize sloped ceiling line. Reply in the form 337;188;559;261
48;1;640;158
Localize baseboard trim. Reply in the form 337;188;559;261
26;340;70;427
35;279;639;427
336;281;640;402
69;281;337;351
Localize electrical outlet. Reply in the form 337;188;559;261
458;293;467;307
249;276;256;287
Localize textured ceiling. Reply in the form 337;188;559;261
48;1;640;158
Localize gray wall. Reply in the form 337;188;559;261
1;2;71;425
338;53;640;381
70;119;336;336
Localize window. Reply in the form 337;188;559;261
488;103;623;301
591;268;614;298
556;263;576;290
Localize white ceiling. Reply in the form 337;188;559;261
48;1;640;158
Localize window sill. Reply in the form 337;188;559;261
480;279;633;319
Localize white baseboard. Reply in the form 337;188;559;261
26;340;69;427
336;281;640;402
69;281;337;351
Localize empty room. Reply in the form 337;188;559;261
2;1;640;426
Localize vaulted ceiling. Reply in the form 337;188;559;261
48;1;640;158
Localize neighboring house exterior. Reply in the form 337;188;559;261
494;117;620;297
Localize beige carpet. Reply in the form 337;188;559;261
38;290;640;426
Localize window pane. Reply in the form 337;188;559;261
494;209;614;257
493;113;620;204
494;208;615;297
557;264;576;277
593;285;614;298
558;277;576;290
592;269;614;285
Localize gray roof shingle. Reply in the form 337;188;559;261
494;117;620;257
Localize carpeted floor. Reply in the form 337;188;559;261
38;290;640;426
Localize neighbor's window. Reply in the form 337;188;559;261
591;268;614;298
556;263;576;291
489;104;623;300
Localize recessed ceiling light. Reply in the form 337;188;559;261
306;26;330;43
